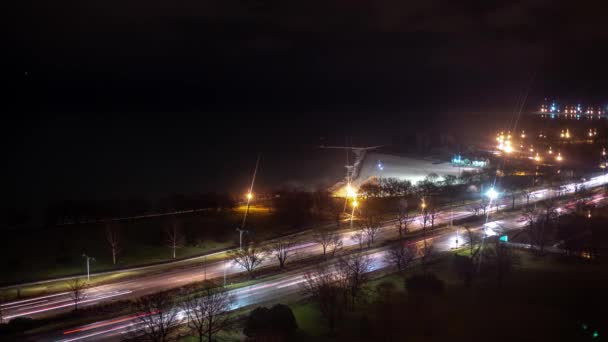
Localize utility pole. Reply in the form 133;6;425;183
82;254;95;281
241;154;260;231
223;259;227;288
236;228;246;250
203;255;207;281
237;154;259;249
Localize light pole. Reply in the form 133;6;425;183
236;228;247;250
203;255;207;281
350;200;358;229
237;155;259;249
82;254;95;281
223;259;228;288
421;198;428;251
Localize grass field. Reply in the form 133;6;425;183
290;250;607;341
0;207;324;285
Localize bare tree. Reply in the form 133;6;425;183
384;242;416;271
523;206;552;255
230;243;265;278
428;207;438;228
396;199;410;237
540;198;559;226
67;278;87;311
351;229;366;250
336;253;372;308
183;281;233;342
522;189;533;207
327;233;343;257
269;239;295;269
314;230;342;257
482;239;518;286
467;205;480;216
165;217;185;259
133;291;181;342
303;265;344;335
105;221;122;265
418;239;435;272
480;199;490;216
360;215;381;248
464;226;481;257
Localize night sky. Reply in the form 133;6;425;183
5;0;608;216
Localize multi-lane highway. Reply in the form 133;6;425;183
4;175;607;341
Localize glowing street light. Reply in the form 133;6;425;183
346;184;357;198
421;199;427;210
602;147;606;157
556;152;563;162
350;199;358;229
246;192;253;201
486;187;498;200
534;153;542;162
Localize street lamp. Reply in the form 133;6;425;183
236;228;248;250
223;259;228;287
346;183;357;198
246;192;253;201
486;187;498;201
82;254;95;281
350;199;358;229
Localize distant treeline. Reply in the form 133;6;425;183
45;193;237;226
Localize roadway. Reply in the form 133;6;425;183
4;175;607;341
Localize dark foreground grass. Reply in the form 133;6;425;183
292;251;608;341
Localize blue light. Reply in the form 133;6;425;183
377;161;384;171
452;154;462;164
499;235;508;242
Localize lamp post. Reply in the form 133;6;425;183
236;228;247;250
421;198;428;252
223;259;228;288
350;200;358;229
240;155;260;240
82;254;95;281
